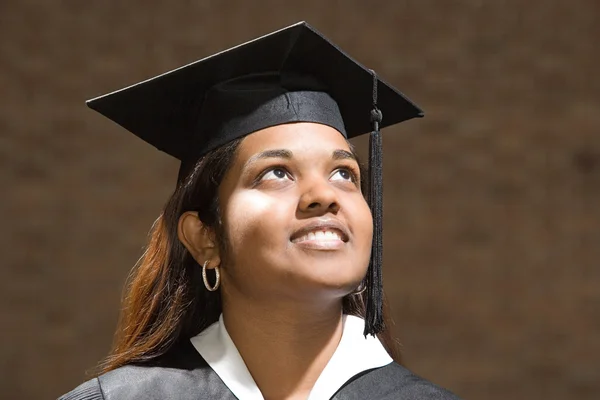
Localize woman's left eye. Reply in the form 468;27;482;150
330;168;355;182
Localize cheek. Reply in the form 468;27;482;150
222;191;291;252
348;197;374;248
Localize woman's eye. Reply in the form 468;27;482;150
261;168;291;181
331;168;355;182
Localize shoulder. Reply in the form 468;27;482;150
58;363;219;400
58;342;234;400
58;377;104;400
335;362;462;400
378;363;462;399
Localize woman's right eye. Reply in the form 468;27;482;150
260;167;291;181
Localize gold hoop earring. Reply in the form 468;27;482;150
352;281;367;295
202;260;220;292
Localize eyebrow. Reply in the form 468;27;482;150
243;148;358;170
244;149;293;170
331;149;357;162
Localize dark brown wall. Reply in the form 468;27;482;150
2;1;599;399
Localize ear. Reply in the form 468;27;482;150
177;211;221;268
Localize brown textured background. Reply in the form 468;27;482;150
2;1;599;399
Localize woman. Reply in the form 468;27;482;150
60;22;460;399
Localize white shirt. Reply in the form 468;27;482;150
190;314;392;400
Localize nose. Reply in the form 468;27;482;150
297;175;340;215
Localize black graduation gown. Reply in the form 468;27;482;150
58;341;461;400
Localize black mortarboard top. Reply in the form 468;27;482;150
86;21;423;336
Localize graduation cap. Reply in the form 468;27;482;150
87;21;423;336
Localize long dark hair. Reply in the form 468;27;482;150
96;137;400;374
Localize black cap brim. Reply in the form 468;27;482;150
87;21;423;162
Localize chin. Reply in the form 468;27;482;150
301;269;365;297
269;255;368;298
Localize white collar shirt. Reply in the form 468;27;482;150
190;314;393;400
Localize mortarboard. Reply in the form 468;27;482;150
86;21;423;336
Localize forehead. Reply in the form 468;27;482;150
236;122;351;160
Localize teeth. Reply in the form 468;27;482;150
294;230;342;242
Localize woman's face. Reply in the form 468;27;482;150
217;122;373;305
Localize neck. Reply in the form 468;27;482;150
222;298;344;400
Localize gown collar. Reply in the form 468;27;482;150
190;314;392;400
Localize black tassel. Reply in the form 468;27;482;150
364;70;385;336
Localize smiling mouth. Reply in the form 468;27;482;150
290;229;347;250
292;230;344;243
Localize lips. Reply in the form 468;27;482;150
292;229;343;243
290;219;350;244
